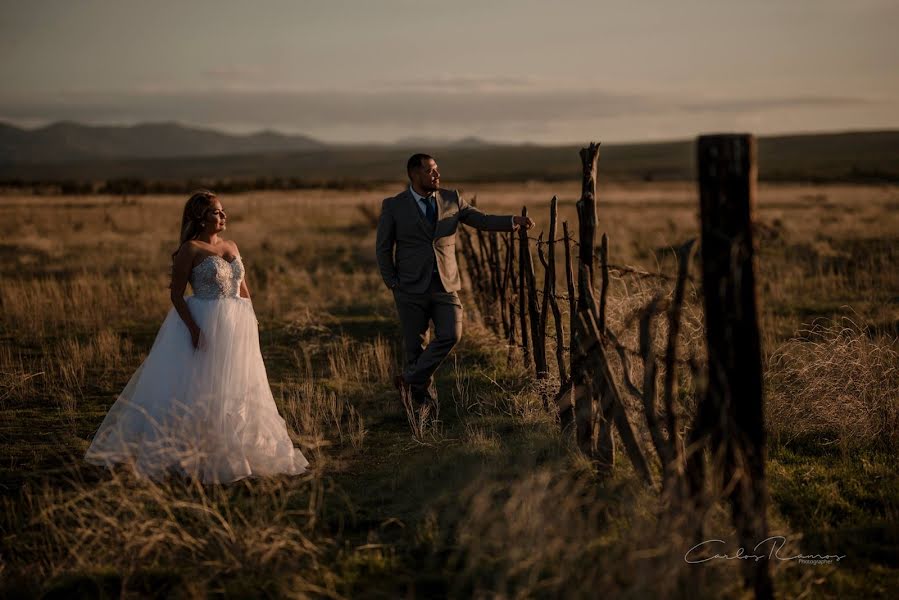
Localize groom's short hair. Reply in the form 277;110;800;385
406;153;434;179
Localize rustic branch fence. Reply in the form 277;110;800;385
457;134;772;599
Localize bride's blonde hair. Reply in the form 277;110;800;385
169;189;218;289
172;189;217;260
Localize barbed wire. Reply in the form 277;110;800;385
461;226;700;374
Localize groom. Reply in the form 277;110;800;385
376;153;534;410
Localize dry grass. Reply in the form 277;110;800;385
280;377;367;458
767;317;899;450
2;357;361;596
43;330;137;393
0;345;41;408
2;469;338;598
0;273;168;339
324;335;395;387
448;465;788;599
0;182;896;597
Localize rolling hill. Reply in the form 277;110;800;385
0;121;325;164
1;122;897;186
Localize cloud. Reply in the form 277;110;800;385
680;95;874;113
202;64;272;82
378;75;541;92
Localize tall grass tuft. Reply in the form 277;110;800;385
325;335;395;385
279;378;366;457
767;317;899;450
0;273;167;338
0;345;42;408
1;469;338;597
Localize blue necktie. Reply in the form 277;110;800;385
424;195;437;227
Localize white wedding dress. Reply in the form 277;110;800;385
85;254;308;483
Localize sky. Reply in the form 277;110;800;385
1;0;897;144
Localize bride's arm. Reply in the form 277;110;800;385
170;244;201;346
230;241;251;300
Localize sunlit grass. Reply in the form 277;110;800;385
0;182;895;597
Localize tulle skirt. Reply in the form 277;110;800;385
85;296;308;483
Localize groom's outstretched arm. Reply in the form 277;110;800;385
457;191;517;232
375;198;399;289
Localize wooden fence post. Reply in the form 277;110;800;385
692;133;772;600
573;282;650;483
520;207;547;379
563;222;577;372
490;232;508;339
576;142;601;301
539;197;567;383
518;211;531;369
555;221;578;429
504;232;518;365
573;143;601;457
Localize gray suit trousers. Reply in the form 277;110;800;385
393;279;463;392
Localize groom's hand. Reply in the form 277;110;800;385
512;215;535;231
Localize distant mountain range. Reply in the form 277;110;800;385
0;121;500;165
1;121;898;184
391;135;491;149
0;121;327;164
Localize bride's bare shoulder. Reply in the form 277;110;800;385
173;240;201;263
224;239;241;257
182;240;204;253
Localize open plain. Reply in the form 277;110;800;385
1;181;897;597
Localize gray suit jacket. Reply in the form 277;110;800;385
376;188;515;293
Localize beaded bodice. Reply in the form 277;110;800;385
190;255;245;299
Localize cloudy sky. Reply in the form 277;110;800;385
1;0;897;144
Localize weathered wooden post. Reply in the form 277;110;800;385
520;207;547;379
691;133;772;600
576;142;601;302
571;142;601;463
562;222;577;371
539;197;567;383
554;221;578;428
504;232;518;365
517;212;531;368
490;232;508;338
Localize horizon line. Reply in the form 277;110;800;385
2;117;898;149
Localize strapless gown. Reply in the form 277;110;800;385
85;254;308;483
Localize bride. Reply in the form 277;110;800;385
85;190;308;483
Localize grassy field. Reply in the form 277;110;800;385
0;181;897;598
3;130;899;188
